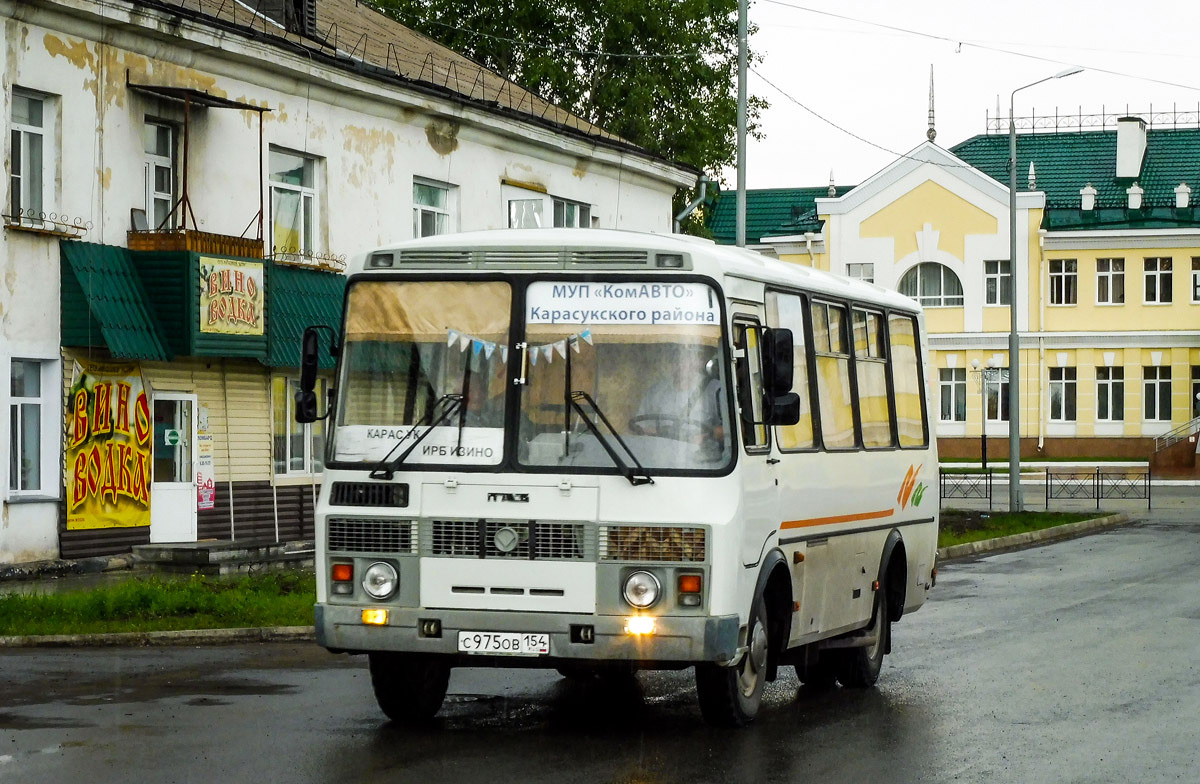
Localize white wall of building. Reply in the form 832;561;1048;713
0;0;693;563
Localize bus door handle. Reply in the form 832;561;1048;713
766;458;781;465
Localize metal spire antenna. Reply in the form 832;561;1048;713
927;65;936;142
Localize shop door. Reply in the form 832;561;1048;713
150;393;199;543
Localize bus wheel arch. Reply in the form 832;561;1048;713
879;530;908;628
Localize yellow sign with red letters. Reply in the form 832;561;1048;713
199;257;264;335
64;361;152;530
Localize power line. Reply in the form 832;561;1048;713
760;0;1200;94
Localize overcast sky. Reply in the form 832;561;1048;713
724;0;1200;190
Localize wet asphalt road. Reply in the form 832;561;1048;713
2;507;1198;783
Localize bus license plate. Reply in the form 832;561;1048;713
457;631;550;656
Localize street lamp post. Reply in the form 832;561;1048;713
1008;66;1083;512
971;358;998;471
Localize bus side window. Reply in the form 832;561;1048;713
888;313;928;447
811;301;856;449
732;320;769;450
854;308;894;448
765;291;814;449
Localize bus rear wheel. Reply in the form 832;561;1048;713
695;599;769;727
836;583;890;688
368;652;451;723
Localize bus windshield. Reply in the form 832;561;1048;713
332;280;512;466
518;280;731;472
330;277;732;473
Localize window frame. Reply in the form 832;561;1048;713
853;307;895;449
144;119;176;230
412;177;456;238
1048;366;1077;423
9;88;53;219
731;317;771;453
1096;366;1124;422
1144;257;1173;305
764;289;818;453
898;262;964;308
553;197;591;228
939;367;967;422
1048;259;1078;306
1190;258;1200;304
268;146;320;256
1096;258;1125;305
846;263;874;283
984;260;1012;306
984;367;1010;422
1143;366;1172;422
7;357;57;496
272;375;328;476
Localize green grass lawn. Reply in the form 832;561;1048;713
938;510;1095;549
0;572;315;637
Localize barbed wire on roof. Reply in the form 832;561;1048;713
986;105;1200;134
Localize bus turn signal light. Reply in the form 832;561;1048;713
678;575;702;594
332;563;353;582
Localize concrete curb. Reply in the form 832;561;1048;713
0;625;315;648
937;512;1131;561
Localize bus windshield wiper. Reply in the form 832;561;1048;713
369;393;464;480
569;391;653;486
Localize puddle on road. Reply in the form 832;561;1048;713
0;712;95;731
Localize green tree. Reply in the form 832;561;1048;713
373;0;763;232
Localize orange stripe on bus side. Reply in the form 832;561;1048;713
780;508;895;530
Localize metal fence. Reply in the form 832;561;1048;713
1045;468;1151;510
940;470;994;510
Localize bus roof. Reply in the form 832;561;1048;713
347;229;922;314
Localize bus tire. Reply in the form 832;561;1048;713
695;598;769;727
368;652;450;723
837;582;890;688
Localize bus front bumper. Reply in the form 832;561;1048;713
315;604;741;666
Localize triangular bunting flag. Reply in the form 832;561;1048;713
569;335;580;353
501;346;508;363
459;335;471;351
472;339;484;356
484;342;496;359
447;329;459;347
542;345;554;363
554;340;567;358
580;329;592;345
530;349;539;366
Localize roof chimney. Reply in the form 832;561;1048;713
1127;182;1144;210
1027;162;1037;191
257;0;317;37
1115;116;1147;179
1176;182;1191;209
1080;183;1097;211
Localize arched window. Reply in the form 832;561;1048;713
898;263;964;307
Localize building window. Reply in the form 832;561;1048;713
1191;258;1200;303
1096;258;1125;305
1096;366;1124;422
898;263;963;307
1143;366;1172;421
1049;259;1078;305
846;263;874;282
1048;367;1077;422
509;199;543;228
938;368;966;422
269;148;319;256
413;179;454;237
9;360;42;492
1144;257;1173;304
272;376;326;474
1192;365;1200;419
985;368;1010;422
984;260;1011;305
553;198;590;228
9;90;47;217
144;121;174;230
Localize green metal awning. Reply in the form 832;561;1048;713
60;241;172;361
264;263;346;369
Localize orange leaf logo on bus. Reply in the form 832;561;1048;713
898;464;926;509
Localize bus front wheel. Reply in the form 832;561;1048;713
695;599;769;727
368;652;450;723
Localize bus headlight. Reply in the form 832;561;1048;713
362;562;398;600
622;571;661;609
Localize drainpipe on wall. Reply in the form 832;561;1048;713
804;232;816;266
673;176;711;233
1037;228;1047;452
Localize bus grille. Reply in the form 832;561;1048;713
329;482;408;508
428;520;589;560
328;518;417;553
598;526;707;562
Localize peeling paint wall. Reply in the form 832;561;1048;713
0;1;686;563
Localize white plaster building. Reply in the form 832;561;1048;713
1;0;695;564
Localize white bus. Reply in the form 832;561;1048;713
297;228;939;727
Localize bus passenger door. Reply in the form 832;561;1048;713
731;315;779;570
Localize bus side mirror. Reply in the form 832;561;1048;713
297;325;337;424
767;392;801;426
763;328;794;396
